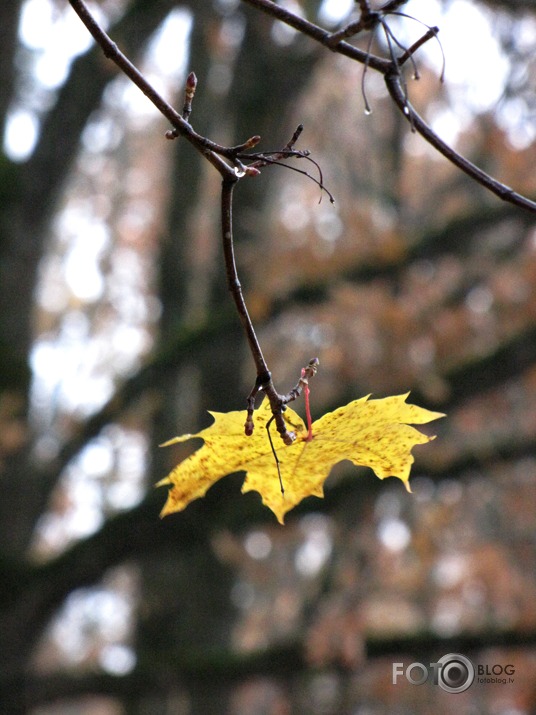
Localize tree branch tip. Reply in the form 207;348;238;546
283;432;296;446
182;72;197;120
299;357;319;384
285;124;305;150
186;71;197;88
229;136;262;155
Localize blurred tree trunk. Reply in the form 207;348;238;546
0;1;191;702
0;0;183;557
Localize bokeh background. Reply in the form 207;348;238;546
1;0;536;713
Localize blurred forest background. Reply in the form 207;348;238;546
1;0;536;713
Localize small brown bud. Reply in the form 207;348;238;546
245;135;261;149
186;71;197;89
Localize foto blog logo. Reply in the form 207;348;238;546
392;654;475;693
392;654;515;693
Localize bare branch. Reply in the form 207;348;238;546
241;0;391;71
396;25;442;74
221;178;269;378
222;179;322;442
240;0;536;213
385;71;536;211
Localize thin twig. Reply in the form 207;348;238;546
221;178;269;377
221;176;307;443
221;179;319;444
326;19;367;48
281;358;319;408
242;153;335;204
392;16;445;80
266;415;285;494
241;0;391;71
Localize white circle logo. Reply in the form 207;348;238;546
437;653;475;693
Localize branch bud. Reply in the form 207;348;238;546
182;71;198;121
186;71;197;91
244;135;261;149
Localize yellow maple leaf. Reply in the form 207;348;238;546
158;393;444;524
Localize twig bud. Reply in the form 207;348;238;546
244;135;261;149
186;71;197;90
182;71;198;121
